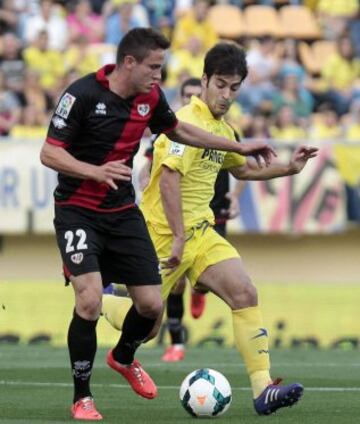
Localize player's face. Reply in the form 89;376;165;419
202;74;242;119
131;49;165;93
181;85;202;106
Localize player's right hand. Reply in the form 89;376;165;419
160;236;185;275
95;160;132;189
238;141;277;167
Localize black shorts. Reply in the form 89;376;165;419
54;205;161;287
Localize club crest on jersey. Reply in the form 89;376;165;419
137;103;150;117
71;252;84;264
56;92;76;118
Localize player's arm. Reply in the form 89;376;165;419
167;121;276;166
40;143;132;189
229;145;318;181
159;165;185;272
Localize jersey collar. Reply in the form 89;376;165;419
96;64;116;89
190;95;223;122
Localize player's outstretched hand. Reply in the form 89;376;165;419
239;141;277;167
289;145;319;174
160;236;185;275
95;159;132;189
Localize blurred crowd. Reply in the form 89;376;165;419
0;0;359;221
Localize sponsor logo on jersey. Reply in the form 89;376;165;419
137;103;150;116
52;116;67;129
201;149;225;164
56;92;76;118
71;252;84;264
169;141;185;156
95;102;107;115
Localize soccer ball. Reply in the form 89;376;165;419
179;368;232;417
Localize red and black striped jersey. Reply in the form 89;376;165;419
46;64;178;213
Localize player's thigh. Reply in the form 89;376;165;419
197;258;257;309
54;206;105;282
101;209;162;288
190;228;257;309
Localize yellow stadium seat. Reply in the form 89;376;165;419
279;5;321;40
298;40;337;74
243;5;284;38
208;5;247;39
312;40;337;65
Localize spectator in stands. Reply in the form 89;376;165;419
270;105;307;142
23;29;65;94
237;36;279;113
23;0;68;50
15;69;53;127
66;0;104;44
105;0;144;45
272;72;313;120
320;35;360;115
10;104;48;139
309;103;342;141
141;0;175;35
0;32;25;93
171;0;218;54
243;110;271;139
0;0;19;35
345;101;360;141
64;34;101;76
0;69;21;136
316;0;358;40
166;36;204;87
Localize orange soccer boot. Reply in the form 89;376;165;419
107;350;157;399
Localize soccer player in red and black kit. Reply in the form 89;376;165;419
40;28;275;420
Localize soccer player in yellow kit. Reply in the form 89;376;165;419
140;42;318;415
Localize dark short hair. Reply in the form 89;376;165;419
116;28;170;64
203;42;248;83
180;77;201;97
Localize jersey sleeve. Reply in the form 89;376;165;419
156;135;197;176
46;82;88;148
148;87;178;134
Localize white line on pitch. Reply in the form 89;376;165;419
0;380;359;392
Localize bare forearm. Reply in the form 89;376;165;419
169;121;243;153
40;143;97;179
232;161;295;181
159;168;185;238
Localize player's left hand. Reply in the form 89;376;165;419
289;145;319;174
220;192;240;219
160;236;185;275
238;140;277;167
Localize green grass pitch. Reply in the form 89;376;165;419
0;346;359;423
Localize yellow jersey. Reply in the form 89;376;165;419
141;96;246;233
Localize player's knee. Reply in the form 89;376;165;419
230;281;258;309
136;299;163;319
77;296;102;320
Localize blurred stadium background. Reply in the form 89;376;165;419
0;0;359;421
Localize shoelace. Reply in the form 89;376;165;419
130;362;144;385
80;398;95;411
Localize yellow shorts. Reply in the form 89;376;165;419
147;221;240;300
